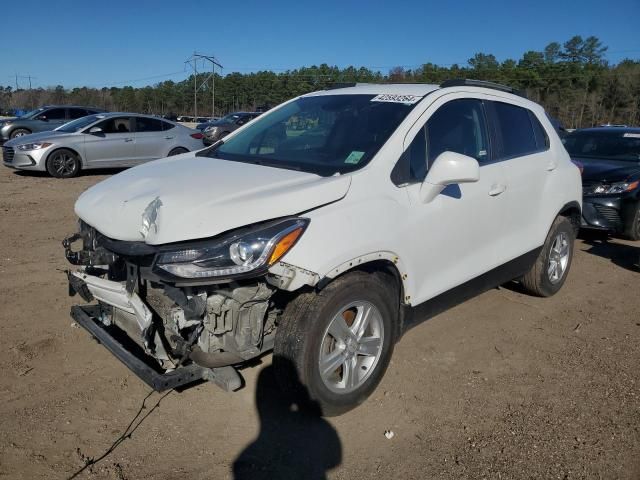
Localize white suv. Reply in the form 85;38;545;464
64;80;582;415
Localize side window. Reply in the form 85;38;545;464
529;111;550;150
391;99;488;185
95;117;132;134
68;108;89;120
161;120;175;131
492;102;539;159
426;99;489;165
40;108;66;120
136;117;164;132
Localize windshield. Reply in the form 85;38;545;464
219;114;242;123
564;132;640;162
203;94;420;175
20;107;46;119
56;114;103;133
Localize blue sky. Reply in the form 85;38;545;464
2;0;639;88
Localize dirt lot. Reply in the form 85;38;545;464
0;157;638;480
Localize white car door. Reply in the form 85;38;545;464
133;117;169;163
486;100;555;262
83;117;135;167
400;96;509;304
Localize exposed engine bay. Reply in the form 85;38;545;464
63;221;294;390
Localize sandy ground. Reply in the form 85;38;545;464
0;156;638;480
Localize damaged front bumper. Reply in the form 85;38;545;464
71;305;212;391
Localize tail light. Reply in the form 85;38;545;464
191;132;204;139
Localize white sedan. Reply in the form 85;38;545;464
2;112;205;178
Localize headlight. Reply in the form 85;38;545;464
16;142;52;151
154;218;308;279
584;180;639;195
204;126;217;133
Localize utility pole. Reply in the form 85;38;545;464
185;53;222;118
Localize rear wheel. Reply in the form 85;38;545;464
274;271;397;416
46;149;81;178
520;216;575;297
168;147;188;156
10;128;31;139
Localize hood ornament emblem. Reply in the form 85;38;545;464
140;197;163;239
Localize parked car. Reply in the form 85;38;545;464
200;112;262;144
63;80;581;415
3;112;204;178
564;127;640;240
0;105;106;142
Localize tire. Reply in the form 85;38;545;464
10;128;31;139
274;270;398;416
623;203;640;241
168;147;188;156
46;149;81;178
520;216;575;297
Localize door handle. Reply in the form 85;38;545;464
546;160;557;171
488;184;507;196
124;138;133;142
164;136;174;140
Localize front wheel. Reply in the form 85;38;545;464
274;271;397;416
520;216;575;297
623;203;640;241
46;149;81;178
10;128;31;139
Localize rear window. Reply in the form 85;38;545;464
563;132;640;162
492;102;544;159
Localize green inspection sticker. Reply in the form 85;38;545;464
345;151;365;164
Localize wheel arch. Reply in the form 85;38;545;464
557;200;581;234
9;127;32;138
47;146;84;167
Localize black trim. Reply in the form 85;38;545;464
440;79;527;98
400;247;541;334
71;305;208;391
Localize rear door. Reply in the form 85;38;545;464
133;117;170;162
485;100;552;262
83;116;135;167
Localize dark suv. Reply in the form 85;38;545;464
0;105;106;142
564;127;640;240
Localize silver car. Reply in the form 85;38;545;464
2;113;205;178
0;105;106;141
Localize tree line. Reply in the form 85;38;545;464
1;36;638;128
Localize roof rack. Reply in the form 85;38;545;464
439;79;527;98
325;82;359;90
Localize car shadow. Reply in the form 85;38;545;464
233;359;342;480
13;168;127;178
583;238;640;272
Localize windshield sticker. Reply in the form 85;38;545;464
623;133;640;138
371;94;421;105
345;151;365;164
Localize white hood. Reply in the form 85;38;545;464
75;154;351;245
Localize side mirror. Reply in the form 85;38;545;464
37;115;48;121
236;119;245;126
419;151;480;203
88;126;103;134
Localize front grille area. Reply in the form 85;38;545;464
593;204;622;231
2;146;14;163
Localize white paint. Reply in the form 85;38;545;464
75;83;581;308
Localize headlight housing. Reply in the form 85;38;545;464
204;126;217;134
584;180;639;195
16;142;52;151
154;218;308;280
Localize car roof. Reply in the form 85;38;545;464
40;105;106;110
92;112;173;119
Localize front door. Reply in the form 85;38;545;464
402;97;508;304
83;116;135;167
